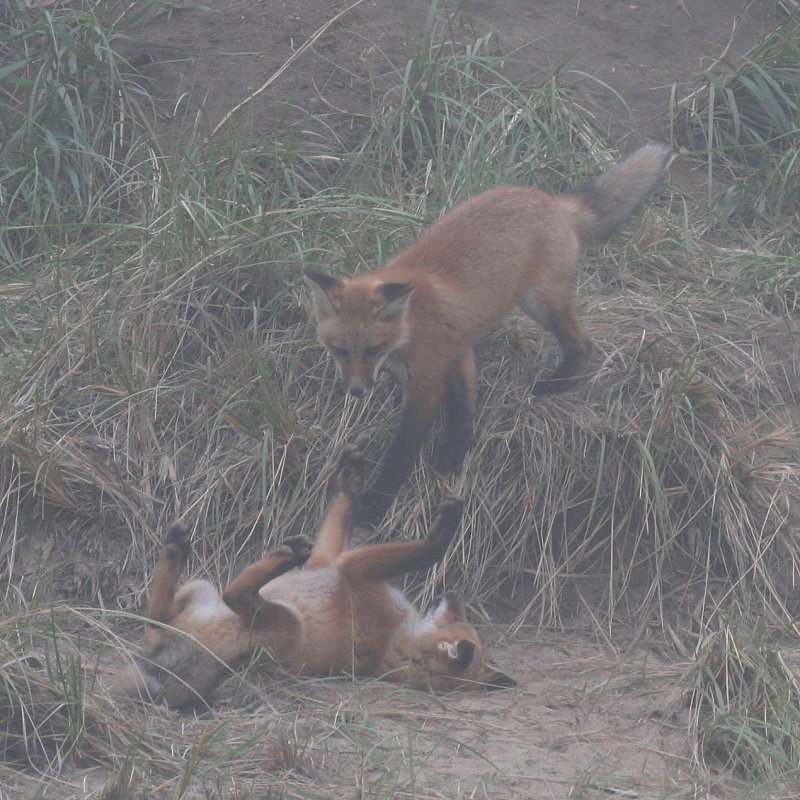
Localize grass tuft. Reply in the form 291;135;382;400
687;613;800;786
680;18;800;218
0;0;160;266
356;7;605;206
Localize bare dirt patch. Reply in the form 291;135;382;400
273;632;693;799
127;0;776;179
74;631;692;800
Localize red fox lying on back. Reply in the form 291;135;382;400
112;447;513;709
305;145;671;525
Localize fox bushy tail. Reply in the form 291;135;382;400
569;144;671;243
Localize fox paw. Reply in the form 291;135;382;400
283;534;313;565
430;441;469;475
427;495;464;550
163;522;191;559
435;495;465;525
532;342;593;396
531;374;578;396
335;445;367;498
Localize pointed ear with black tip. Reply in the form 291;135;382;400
481;664;516;690
377;282;414;320
439;639;476;671
304;268;343;319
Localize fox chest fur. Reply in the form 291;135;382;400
256;567;414;677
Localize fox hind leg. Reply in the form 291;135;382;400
520;292;592;395
144;522;192;641
305;445;367;567
334;444;367;500
424;495;465;558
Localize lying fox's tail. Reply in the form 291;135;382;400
569;144;671;243
110;636;228;710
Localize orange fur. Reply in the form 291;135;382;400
111;448;513;709
305;145;671;524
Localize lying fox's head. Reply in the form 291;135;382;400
415;592;515;691
304;269;414;397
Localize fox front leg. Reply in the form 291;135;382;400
357;388;444;527
222;537;312;619
341;496;464;581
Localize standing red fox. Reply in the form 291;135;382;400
112;447;513;709
305;145;671;525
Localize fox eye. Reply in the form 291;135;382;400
330;345;348;359
364;344;382;358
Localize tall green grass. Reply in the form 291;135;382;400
687;612;800;787
682;17;800;218
355;7;603;205
0;0;164;268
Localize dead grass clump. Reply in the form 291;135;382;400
400;278;800;631
0;609;127;779
0;649;70;770
0;604;327;797
2;189;798;641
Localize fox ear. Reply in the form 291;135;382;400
377;282;414;319
439;639;476;670
304;268;342;319
432;591;468;625
481;663;516;690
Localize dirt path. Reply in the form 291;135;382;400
129;0;775;157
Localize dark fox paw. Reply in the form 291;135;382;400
163;522;191;559
430;441;469;475
531;374;579;396
532;342;593;396
427;495;465;550
283;534;313;565
335;445;367;498
435;495;465;526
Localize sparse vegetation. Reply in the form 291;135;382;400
682;16;800;218
1;1;799;798
688;612;800;787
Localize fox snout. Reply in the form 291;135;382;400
345;373;376;398
338;360;378;398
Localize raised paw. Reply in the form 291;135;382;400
335;445;367;499
435;495;465;527
430;439;469;475
283;534;313;565
427;495;465;551
163;522;191;560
